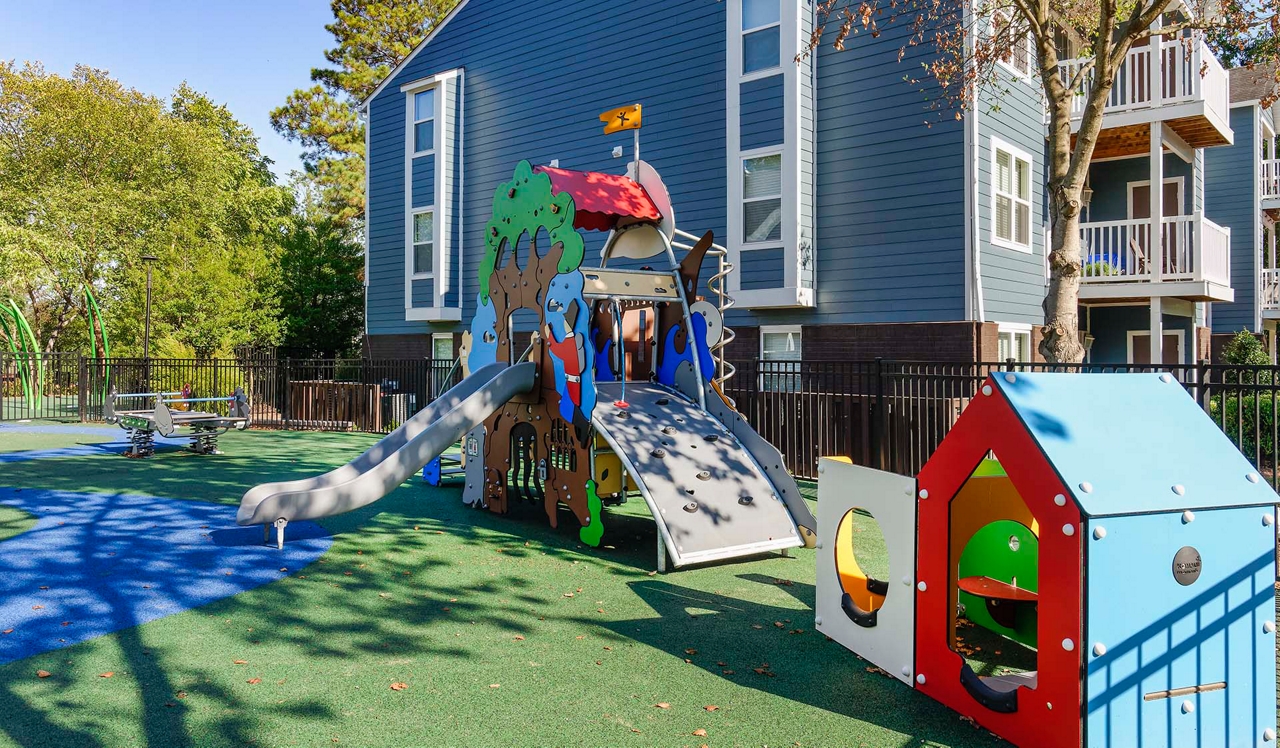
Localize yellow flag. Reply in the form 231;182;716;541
600;104;642;134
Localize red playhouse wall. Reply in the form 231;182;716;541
914;380;1084;748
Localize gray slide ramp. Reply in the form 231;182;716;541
593;382;803;567
237;362;536;532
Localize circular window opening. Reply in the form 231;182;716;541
835;507;891;614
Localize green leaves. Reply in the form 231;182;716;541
479;161;583;303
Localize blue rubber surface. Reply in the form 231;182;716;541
0;423;188;463
0;487;331;664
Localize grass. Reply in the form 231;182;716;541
0;426;1016;748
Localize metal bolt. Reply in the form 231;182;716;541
918;488;929;499
981;385;992;396
1092;643;1107;656
1160;373;1173;383
917;581;927;592
1062;638;1075;652
1266;621;1276;634
817;463;825;474
1062;524;1076;536
815;616;823;625
1264;513;1275;527
901;576;912;586
1264;728;1276;742
1079;482;1093;494
1171;484;1185;496
1093;527;1107;540
815;541;823;550
1181;701;1194;714
1248;472;1261;484
1054;493;1067;507
1182;510;1195;524
916;674;926;685
1004;373;1016;384
901;666;911;677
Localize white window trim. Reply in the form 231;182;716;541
740;146;786;251
727;0;812;310
408;88;436;158
1125;176;1186;219
1126;328;1186;364
759;324;802;357
740;18;782;81
401;69;461;320
990;8;1036;80
996;321;1033;362
990;137;1034;253
431;332;454;360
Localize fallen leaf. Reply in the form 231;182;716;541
31;605;42;610
575;635;585;640
647;570;657;576
36;670;50;678
489;683;500;689
654;702;671;709
38;586;48;590
247;678;262;685
774;621;784;628
513;635;525;641
630;728;642;734
722;669;735;675
378;593;391;599
684;648;697;655
790;629;805;635
693;728;708;736
597;608;605;613
704;704;719;711
2;629;12;635
563;592;574;598
390;682;408;691
233;660;248;665
99;672;114;678
750;624;763;630
176;691;187;699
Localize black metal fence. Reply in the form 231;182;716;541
6;352;1280;490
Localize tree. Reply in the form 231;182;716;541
810;0;1277;362
270;0;458;224
0;63;293;354
275;215;366;357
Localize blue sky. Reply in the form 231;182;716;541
0;0;337;182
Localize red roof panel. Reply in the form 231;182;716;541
534;165;662;232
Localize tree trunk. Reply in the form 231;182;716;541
1042;184;1086;363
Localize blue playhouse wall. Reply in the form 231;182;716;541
1085;507;1276;747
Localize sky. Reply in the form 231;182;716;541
0;0;336;182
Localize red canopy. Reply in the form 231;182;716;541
534;165;662;232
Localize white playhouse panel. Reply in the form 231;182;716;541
814;458;918;686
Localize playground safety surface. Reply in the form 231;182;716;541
0;424;1189;747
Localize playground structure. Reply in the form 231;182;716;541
105;387;251;457
1;301;43;408
816;372;1278;748
239;107;816;567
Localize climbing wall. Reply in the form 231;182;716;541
592;382;803;567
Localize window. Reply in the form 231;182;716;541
760;326;801;391
997;328;1032;363
742;0;780;75
432;334;453;360
412;89;435;155
743;153;783;244
412;209;434;277
993;141;1032;250
993;10;1034;76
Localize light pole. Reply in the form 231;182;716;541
141;255;157;360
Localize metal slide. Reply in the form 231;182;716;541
592;382;805;568
237;362;536;545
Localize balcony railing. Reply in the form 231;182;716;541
1079;212;1231;287
1262;159;1280;201
1263;269;1280;312
1057;36;1229;125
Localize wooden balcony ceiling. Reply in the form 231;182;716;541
1076;117;1231;160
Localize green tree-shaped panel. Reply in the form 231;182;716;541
479;160;584;303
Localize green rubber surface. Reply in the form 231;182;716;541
0;506;36;543
0;427;1019;747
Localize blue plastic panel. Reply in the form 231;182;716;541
993;373;1278;517
1085;508;1276;747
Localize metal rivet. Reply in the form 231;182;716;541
1159;373;1173;383
738;496;753;506
916;674;926;685
817;463;825;474
981;385;992;396
1079;482;1093;494
1181;701;1194;714
1266;621;1276;634
1264;728;1276;742
1171;484;1185;496
815;615;823;625
1182;510;1195;524
903;485;914;496
1062;524;1076;537
1248;472;1261;484
696;471;711;481
918;488;929;499
815;541;823;550
1093;527;1107;540
1062;638;1075;652
1092;643;1107;656
1054;493;1067;507
901;666;911;677
1004;373;1016;384
917;581;927;592
1265;513;1275;527
1046;702;1053;710
901;576;912;586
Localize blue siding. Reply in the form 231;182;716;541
367;89;414;334
412;157;434;209
412;278;434;306
740;74;784;151
740;248;784;289
977;71;1046;326
1086;305;1195;364
1087;153;1194;222
1206;105;1259;333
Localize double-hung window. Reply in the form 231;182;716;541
992;140;1032;250
411;209;434;278
993;9;1035;76
760;326;801;392
412;89;435;155
742;0;781;75
742;152;783;244
997;326;1032;363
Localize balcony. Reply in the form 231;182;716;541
1263;269;1280;316
1262;159;1280;208
1078;212;1233;301
1057;36;1232;158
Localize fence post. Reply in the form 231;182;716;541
78;355;88;422
872;357;887;471
1197;358;1210;411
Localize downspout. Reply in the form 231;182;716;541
457;68;465;313
965;0;985;323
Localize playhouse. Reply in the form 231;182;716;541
817;371;1278;748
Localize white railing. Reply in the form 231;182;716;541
1262;159;1280;200
1058;36;1229;126
1262;269;1280;311
1079;212;1230;287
